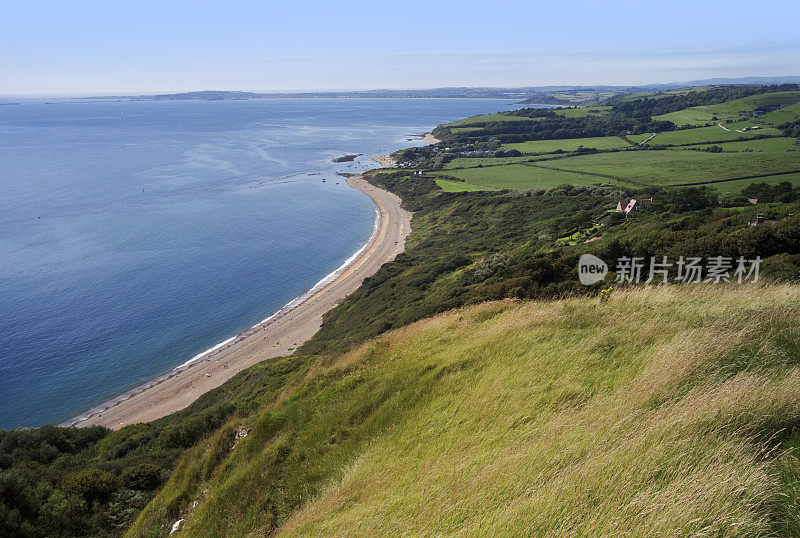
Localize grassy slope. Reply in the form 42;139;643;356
447;114;532;126
503;135;629;153
648;124;782;146
441;149;800;191
714;172;800;194
129;284;800;537
552;106;611;117
653;91;800;126
434;179;495;192
443;163;620;190
547;150;800;186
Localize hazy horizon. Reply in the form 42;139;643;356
3;0;800;95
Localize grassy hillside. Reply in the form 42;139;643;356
653;91;800;126
438;149;800;191
129;284;800;536
400;85;800;193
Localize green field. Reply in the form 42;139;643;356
654;91;800;126
440;146;800;191
755;102;800;126
450;126;483;133
435;179;495;192
712;171;800;194
543;149;800;187
717;137;800;152
617;86;711;102
553;106;611;117
442;155;541;169
648;124;782;146
627;133;654;144
446;113;533;126
503;136;628;153
444;163;617;190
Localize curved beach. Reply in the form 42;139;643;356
66;175;411;429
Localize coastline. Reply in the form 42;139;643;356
372;131;439;168
64;175;412;429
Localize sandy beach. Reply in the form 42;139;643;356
423;132;441;144
372;153;397;167
372;131;439;168
67;175;411;429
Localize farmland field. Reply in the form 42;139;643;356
755;102;800;126
717;137;800;152
434;179;496;192
446;113;533;126
413;86;800;196
442;155;542;169
443;163;619;190
440;147;800;192
542;149;800;187
552;106;611;117
627;133;654;144
450;126;482;133
648;124;781;146
654;91;800;126
711;171;800;194
503;136;629;153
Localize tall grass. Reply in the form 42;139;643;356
129;284;800;537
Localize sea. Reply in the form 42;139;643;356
0;97;519;429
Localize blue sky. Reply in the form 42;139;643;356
2;0;799;94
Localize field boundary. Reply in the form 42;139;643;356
670;168;800;187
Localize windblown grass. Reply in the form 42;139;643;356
129;284;800;537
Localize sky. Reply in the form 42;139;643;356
2;0;799;95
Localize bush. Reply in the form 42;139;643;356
121;463;163;491
61;468;117;505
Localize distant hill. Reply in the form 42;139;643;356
141;90;265;100
89;77;800;104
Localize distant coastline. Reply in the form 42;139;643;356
73;77;800;105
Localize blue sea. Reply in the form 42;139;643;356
0;97;518;429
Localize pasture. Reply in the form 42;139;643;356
503;136;629;154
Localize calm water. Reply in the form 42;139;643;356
0;97;518;429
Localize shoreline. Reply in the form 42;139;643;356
64;175;412;429
372;131;439;168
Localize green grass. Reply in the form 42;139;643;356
756;102;800;127
627;133;654;144
717;137;800;153
649;124;782;146
129;285;800;537
553;106;612;117
503;136;628;154
618;86;711;102
442;155;540;169
541;148;800;187
438;148;800;191
653;91;800;126
712;172;800;194
443;163;619;190
435;179;496;192
446;113;532;127
449;126;483;133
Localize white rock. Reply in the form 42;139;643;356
169;519;185;535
